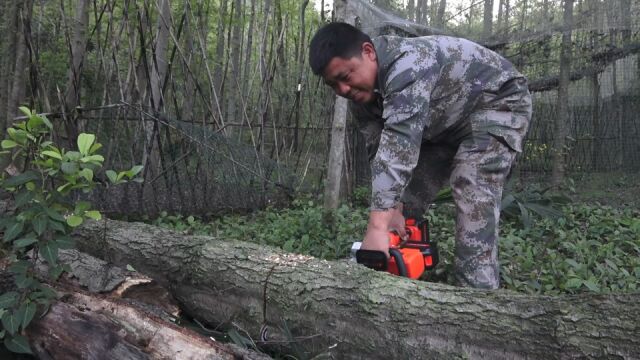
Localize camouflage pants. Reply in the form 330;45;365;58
402;96;531;289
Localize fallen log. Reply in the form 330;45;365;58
73;219;640;359
0;251;271;360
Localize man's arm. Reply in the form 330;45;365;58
361;48;440;254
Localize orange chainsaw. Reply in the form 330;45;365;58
352;218;438;279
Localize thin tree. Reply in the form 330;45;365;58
552;0;574;187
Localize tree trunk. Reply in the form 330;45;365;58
0;250;270;360
324;1;351;210
63;0;89;142
7;0;33;126
71;219;640;360
483;0;493;40
435;0;446;29
552;0;574;187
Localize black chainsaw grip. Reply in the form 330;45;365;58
389;248;408;277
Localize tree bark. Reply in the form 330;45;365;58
71;219;640;360
7;0;33;125
483;0;493;40
0;250;270;360
63;0;89;141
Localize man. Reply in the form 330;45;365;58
309;22;532;289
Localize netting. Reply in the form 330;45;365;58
8;0;640;216
340;0;640;186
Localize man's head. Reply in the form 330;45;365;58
309;22;378;104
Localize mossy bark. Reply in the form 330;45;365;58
73;219;640;359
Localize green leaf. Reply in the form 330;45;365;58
66;215;83;227
79;168;93;182
4;334;32;354
14;191;34;207
14;274;34;289
89;143;102;154
1;140;17;149
77;133;95;156
41;150;62;160
27;114;44;130
4;221;24;242
61;161;79;174
45;207;66;222
0;292;18;309
55;235;75;249
40;115;53;129
8;260;31;275
85;210;102;221
3;171;39;187
40;241;59;266
127;165;144;178
49;264;66;280
106;170;117;183
13;236;38;248
17;302;36;330
80;154;104;163
18;106;32;117
583;280;600;292
75;201;91;213
126;264;136;272
48;220;66;233
32;214;48;235
2;311;21;335
564;278;583;289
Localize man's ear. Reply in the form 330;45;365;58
362;42;377;61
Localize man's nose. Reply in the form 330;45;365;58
336;82;350;96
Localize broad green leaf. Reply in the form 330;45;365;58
14;274;34;289
583;280;600;292
85;211;102;221
564;259;580;269
40;115;53;129
89;143;102;154
41;150;62;160
17;302;36;330
27;114;43;130
4;334;32;354
79;168;93;182
106;170;118;183
49;264;66;280
55;235;75;249
564;278;583;289
3;171;39;187
18;106;32;117
40;241;59;266
14;191;34;207
45;207;66;222
61;161;79;174
32;214;48;235
0;292;18;309
80;154;104;163
4;221;24;242
75;201;91;213
1;140;17;149
127;165;144;178
13;236;38;248
66;215;83;227
1;311;21;335
8;260;31;275
48;220;66;233
77;133;95;155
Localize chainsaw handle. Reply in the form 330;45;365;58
389;248;408;277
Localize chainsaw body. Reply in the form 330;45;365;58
353;219;438;279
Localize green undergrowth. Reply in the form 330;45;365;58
151;200;640;296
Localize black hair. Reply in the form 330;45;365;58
309;22;372;76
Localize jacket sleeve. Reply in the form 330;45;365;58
370;50;440;211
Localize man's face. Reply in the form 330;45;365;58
322;42;378;104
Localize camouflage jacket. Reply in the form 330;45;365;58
350;35;530;211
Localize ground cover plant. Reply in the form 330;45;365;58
152;188;640;296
